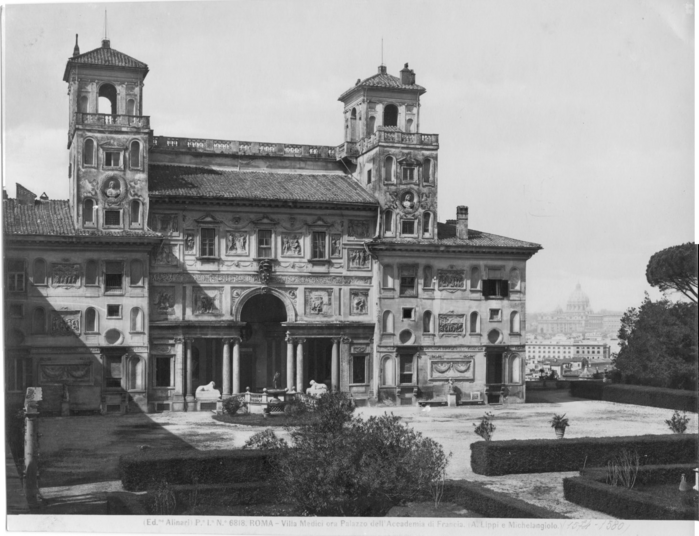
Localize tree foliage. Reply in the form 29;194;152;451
613;296;697;390
646;242;698;304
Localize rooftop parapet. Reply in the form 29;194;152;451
151;136;338;159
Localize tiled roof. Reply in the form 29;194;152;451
3;199;160;239
369;222;542;251
148;165;378;206
63;42;148;81
338;68;426;100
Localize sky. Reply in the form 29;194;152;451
1;0;695;313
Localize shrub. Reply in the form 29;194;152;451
470;434;698;476
665;410;690;433
605;449;640;489
283;396;308;416
313;391;355;434
222;396;246;416
119;449;276;491
473;412;496;441
243;429;289;450
150;481;177;515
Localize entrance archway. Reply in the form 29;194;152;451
239;293;289;390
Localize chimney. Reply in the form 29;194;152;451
102;39;111;49
400;63;416;85
456;206;469;239
73;34;80;57
378;65;387;75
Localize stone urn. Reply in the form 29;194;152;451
555;427;566;439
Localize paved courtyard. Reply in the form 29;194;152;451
31;390;698;517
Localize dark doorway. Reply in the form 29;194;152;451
486;350;504;385
240;294;288;391
305;338;333;390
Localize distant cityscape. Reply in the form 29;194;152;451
525;284;623;379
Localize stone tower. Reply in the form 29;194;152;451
64;36;151;232
337;63;439;240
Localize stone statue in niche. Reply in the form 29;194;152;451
226;232;247;254
184;232;195;252
349;249;370;269
402;192;416;210
330;234;342;257
281;234;302;256
106;180;121;200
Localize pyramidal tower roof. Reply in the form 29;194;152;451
63;37;148;82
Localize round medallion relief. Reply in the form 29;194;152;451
100;175;127;206
400;190;418;214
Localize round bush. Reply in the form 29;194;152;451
222;396;246;415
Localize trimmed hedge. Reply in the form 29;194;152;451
443;480;567;519
119;449;277;491
471;434;698;476
571;382;697;412
564;464;699;520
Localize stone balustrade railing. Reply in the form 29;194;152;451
336;129;439;159
76;113;151;129
152;136;338;159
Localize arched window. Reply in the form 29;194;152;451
470;266;481;291
83;139;95;166
79;95;89;113
469;312;480;334
383;104;398;127
509;354;522;383
424;158;433;183
382;310;394;333
130;259;144;286
350;108;358;141
126;98;136;115
130;141;141;169
384;210;394;235
384;156;395;182
83;198;95;225
130;307;144;332
509;268;521;291
422;212;432;237
98;83;117;115
32;308;46;334
130;200;142;227
406;118;414;132
85;307;98;333
368;116;376;135
510;311;521;334
423;266;433;289
381;355;395;386
85;260;98;286
128;355;145;391
423;311;434;333
33;259;47;285
382;265;394;289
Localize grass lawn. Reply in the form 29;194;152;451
212;412;318;427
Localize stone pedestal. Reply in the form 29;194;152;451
447;393;458;407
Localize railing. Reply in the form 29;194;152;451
336;129;439;159
75;113;150;129
152;136;338;159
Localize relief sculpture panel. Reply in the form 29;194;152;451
50;264;81;288
350;290;369;316
193;288;223;315
438;314;465;335
151;286;176;320
429;356;475;380
305;289;333;317
226;232;248;255
50;311;81;336
437;270;465;291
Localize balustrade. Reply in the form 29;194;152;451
151;135;338;159
75;112;150;129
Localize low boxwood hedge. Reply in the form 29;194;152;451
443;480;567;519
471;434;698;476
563;464;699;520
119;449;277;491
570;382;697;412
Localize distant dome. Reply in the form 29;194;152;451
566;283;590;312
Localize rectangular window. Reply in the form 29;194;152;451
401;219;416;236
257;230;273;258
105;261;124;294
9;304;23;318
367;169;372;184
399;275;416;297
482;279;509;298
105;151;121;168
104;355;123;389
352;355;367;384
200;228;216;257
104;210;122;226
489;309;502;322
7;260;25;292
402;167;415;182
402;307;415;320
312;232;327;259
7;358;33;392
107;304;122;318
399;355;414;384
155;357;174;388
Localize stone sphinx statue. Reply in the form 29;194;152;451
305;379;328;398
195;381;221;400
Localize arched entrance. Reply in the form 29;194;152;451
240;293;288;391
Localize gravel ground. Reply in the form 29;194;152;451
35;390;698;518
